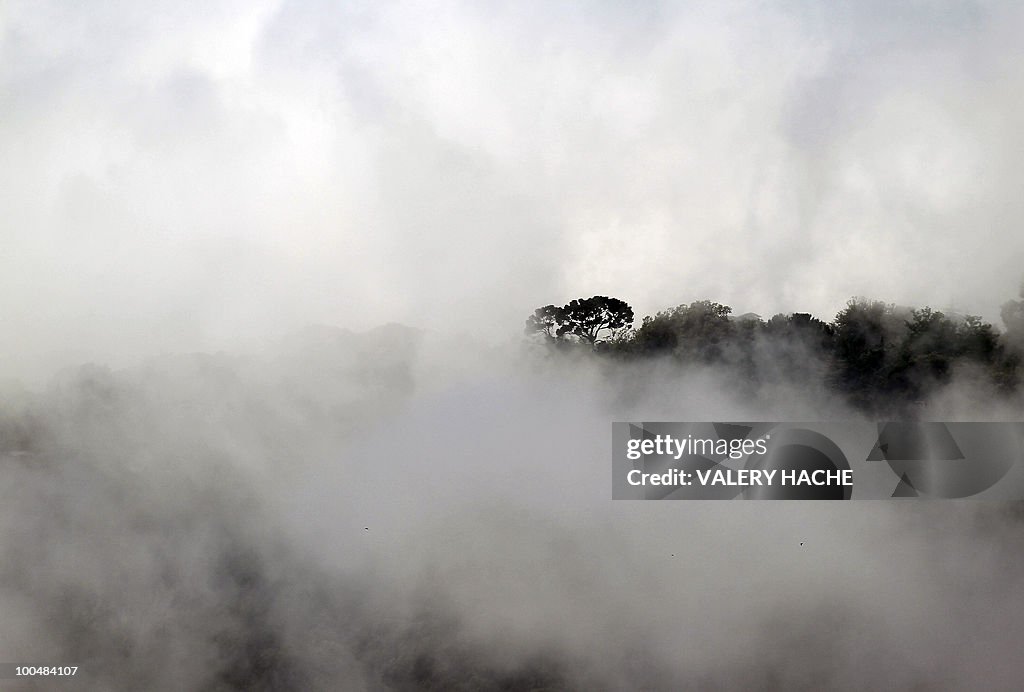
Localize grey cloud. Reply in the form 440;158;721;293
4;2;1024;381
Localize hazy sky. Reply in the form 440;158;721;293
3;1;1024;374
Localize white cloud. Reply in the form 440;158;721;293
1;0;1023;377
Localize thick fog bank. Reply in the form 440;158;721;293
1;329;1023;690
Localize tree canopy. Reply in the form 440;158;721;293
524;292;1021;415
526;296;633;346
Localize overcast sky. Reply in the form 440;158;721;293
3;1;1024;376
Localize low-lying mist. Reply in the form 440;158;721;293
1;324;1023;690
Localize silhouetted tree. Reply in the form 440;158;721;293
754;312;835;387
1002;283;1024;351
991;283;1024;390
890;308;961;401
831;299;909;411
886;309;1002;401
556;296;634;345
631;314;679;354
633;300;735;362
956;314;999;365
762;313;834;352
524;305;564;341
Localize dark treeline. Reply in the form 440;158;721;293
526;290;1024;415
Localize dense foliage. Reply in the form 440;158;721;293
527;289;1024;415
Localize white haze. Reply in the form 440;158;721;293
4;2;1024;690
3;1;1024;379
1;331;1023;690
